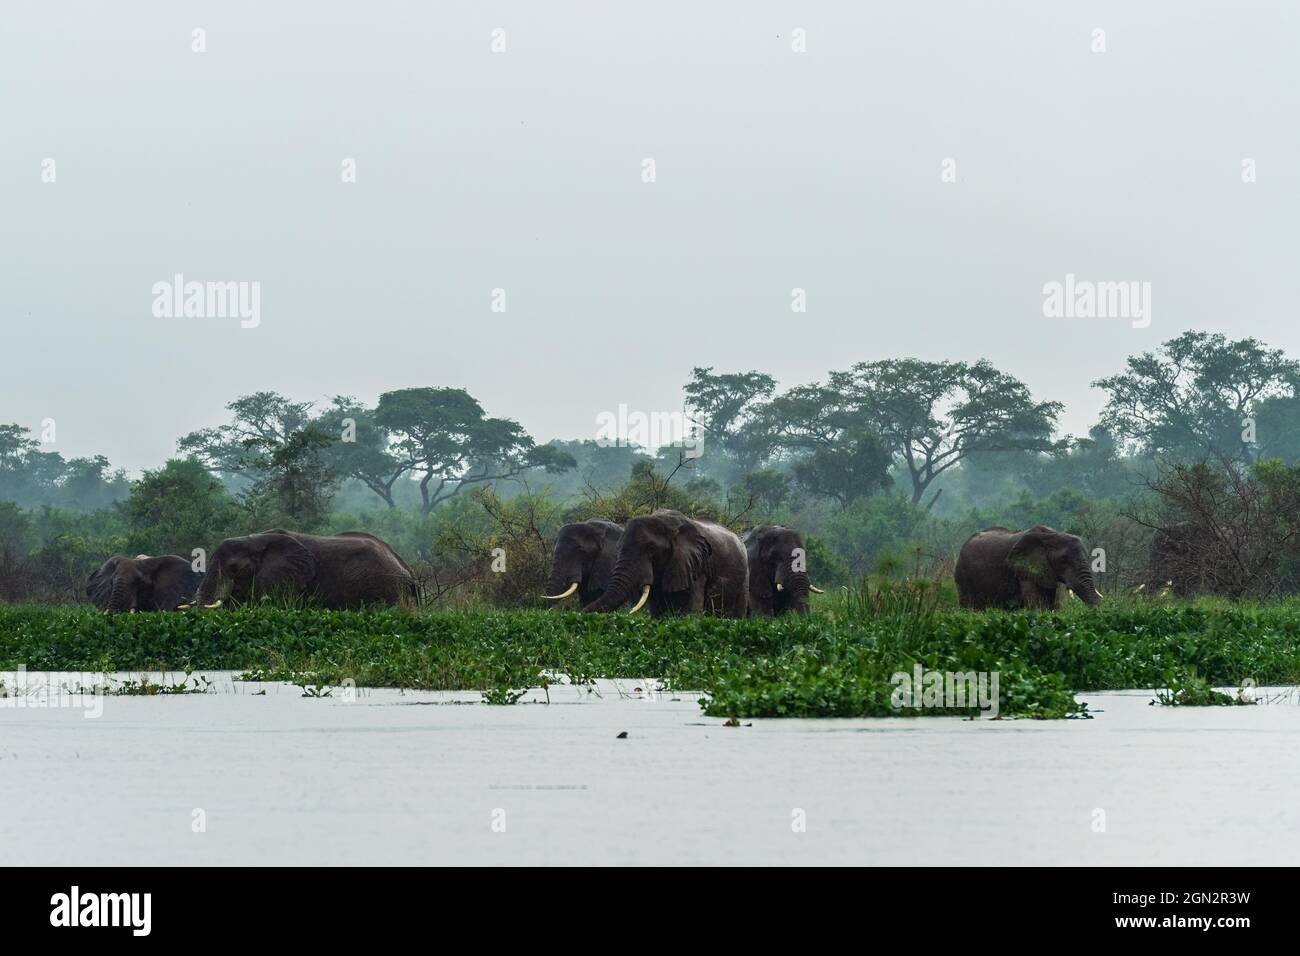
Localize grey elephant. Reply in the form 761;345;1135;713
87;554;202;613
191;529;416;609
581;510;748;617
743;525;824;616
1143;522;1214;597
542;519;623;605
955;525;1102;609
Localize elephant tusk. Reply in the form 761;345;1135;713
176;602;194;609
628;585;651;614
776;582;784;592
1095;589;1104;598
203;600;223;609
542;582;579;600
809;585;825;594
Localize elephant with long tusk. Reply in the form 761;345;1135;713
743;525;825;616
541;520;624;606
581;510;748;617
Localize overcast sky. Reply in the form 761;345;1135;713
3;1;1297;473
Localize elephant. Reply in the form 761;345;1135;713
743;524;824;615
541;519;624;605
954;525;1102;610
87;554;202;613
191;529;416;609
581;510;749;617
1142;522;1213;597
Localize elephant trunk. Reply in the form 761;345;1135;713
1070;566;1103;606
195;568;224;607
780;570;812;613
582;560;645;613
106;575;133;614
545;563;582;601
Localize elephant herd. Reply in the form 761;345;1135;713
88;517;1105;616
87;529;416;614
542;511;821;617
545;515;1103;616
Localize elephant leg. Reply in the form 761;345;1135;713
1019;579;1048;609
689;581;707;614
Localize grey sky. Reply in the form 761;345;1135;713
3;1;1297;473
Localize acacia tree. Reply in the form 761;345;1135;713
760;360;1060;506
1093;331;1299;462
375;387;574;515
315;397;409;509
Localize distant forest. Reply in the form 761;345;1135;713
5;330;1300;604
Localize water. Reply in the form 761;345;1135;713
3;673;1297;865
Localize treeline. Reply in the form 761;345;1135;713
5;330;1300;604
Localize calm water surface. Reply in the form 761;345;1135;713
2;673;1296;865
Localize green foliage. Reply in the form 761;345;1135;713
1151;669;1241;707
818;494;928;576
376;387;574;515
0;424;129;512
239;426;338;531
4;598;1298;720
121;458;241;555
1094;331;1298;461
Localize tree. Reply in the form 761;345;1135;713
121;458;240;556
735;468;792;514
375;387;574;516
1132;457;1300;597
315;397;409;509
760;360;1060;506
789;429;894;509
240;427;338;530
0;502;34;600
178;391;316;484
1094;331;1299;462
683;367;777;471
0;425;128;511
59;456;130;511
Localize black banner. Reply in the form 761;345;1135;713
6;868;1280;940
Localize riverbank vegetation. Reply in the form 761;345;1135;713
3;593;1298;718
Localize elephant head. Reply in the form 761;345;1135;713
87;554;201;613
542;520;623;605
193;532;317;607
1010;526;1102;606
582;511;710;613
744;525;824;615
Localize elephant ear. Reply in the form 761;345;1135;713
87;557;121;608
255;534;317;590
662;522;711;593
1010;527;1056;587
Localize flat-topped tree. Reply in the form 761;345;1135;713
375;387;574;516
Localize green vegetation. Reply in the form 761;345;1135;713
3;596;1297;719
